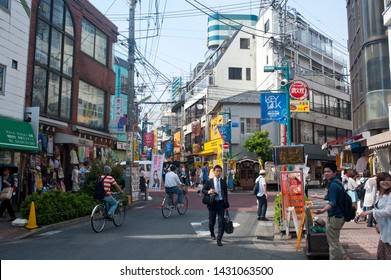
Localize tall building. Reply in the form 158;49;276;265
347;0;391;134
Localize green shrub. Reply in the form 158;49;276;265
273;193;283;227
21;191;97;226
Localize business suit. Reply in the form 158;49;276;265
202;175;230;245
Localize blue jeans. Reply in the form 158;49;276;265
165;186;183;204
104;195;118;216
257;195;267;218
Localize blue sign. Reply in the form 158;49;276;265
231;122;239;128
217;125;231;143
164;141;173;155
260;91;287;125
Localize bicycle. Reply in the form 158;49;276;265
161;186;188;218
91;192;126;233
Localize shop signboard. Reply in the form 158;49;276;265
280;171;305;221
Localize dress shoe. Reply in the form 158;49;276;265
217;240;223;246
210;233;216;240
9;217;16;222
257;217;261;220
260;217;269;221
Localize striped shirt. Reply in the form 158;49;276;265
100;175;116;196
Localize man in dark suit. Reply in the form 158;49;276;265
202;165;230;246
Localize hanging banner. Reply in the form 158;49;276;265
260;91;286;125
164;141;173;156
149;154;164;190
217;125;231;143
144;133;154;147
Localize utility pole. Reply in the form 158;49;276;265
125;0;137;196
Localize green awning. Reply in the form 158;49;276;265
0;117;38;152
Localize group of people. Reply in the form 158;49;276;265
310;163;391;260
70;161;91;192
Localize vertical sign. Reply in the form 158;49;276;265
149;154;164;190
280;171;304;221
260;91;286;125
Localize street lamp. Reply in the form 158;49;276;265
263;65;291;146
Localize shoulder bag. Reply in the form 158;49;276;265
0;187;13;200
202;192;215;206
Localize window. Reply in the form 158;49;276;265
246;68;251;81
314;124;325;145
228;67;242;80
81;18;108;65
240;118;260;134
32;0;75;120
0;0;9;10
77;80;105;129
0;65;5;95
264;19;269;34
300;121;313;144
240;38;250;49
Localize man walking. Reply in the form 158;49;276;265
255;169;269;221
202;165;230;246
310;162;348;260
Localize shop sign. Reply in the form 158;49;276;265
290;100;310;112
289;80;309;100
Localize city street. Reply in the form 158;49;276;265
0;188;379;260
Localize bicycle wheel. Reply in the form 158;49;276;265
91;204;106;233
177;195;188;215
161;196;173;218
113;202;126;227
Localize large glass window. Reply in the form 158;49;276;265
325;126;337;142
77;81;105;129
300;121;313;144
32;0;74;120
314;124;325;145
81;18;108;65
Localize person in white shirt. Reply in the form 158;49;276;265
255;169;268;221
164;165;185;207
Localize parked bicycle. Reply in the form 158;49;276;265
91;192;126;233
161;186;188;218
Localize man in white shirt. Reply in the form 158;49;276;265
164;165;184;207
255;169;268;221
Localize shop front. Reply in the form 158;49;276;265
367;131;391;173
199;139;222;167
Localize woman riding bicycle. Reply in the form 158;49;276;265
164;165;185;208
101;165;124;219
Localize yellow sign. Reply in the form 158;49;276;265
290;100;310;112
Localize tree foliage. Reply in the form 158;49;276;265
243;130;273;161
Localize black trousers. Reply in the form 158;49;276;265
0;199;16;219
208;200;225;240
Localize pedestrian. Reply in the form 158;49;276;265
202;165;230;246
189;164;196;188
309;162;349;260
139;166;147;198
346;169;359;209
196;165;202;195
71;164;80;192
79;161;91;187
0;168;16;221
360;171;391;260
361;174;377;227
255;169;269;221
227;166;234;192
202;162;209;184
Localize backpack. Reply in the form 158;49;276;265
94;176;107;200
356;178;368;200
335;181;356;222
253;182;259;195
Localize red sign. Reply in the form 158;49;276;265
289;80;309;100
143;133;154;147
222;142;229;150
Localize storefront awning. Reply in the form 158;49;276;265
321;132;370;150
367;130;391;149
54;133;94;147
199;149;217;156
0;117;38;152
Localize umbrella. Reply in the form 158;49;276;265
0;164;18;175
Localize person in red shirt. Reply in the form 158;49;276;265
101;165;123;219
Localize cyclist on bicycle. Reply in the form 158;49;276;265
101;165;124;219
164;165;185;208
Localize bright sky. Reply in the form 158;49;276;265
88;0;348;123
